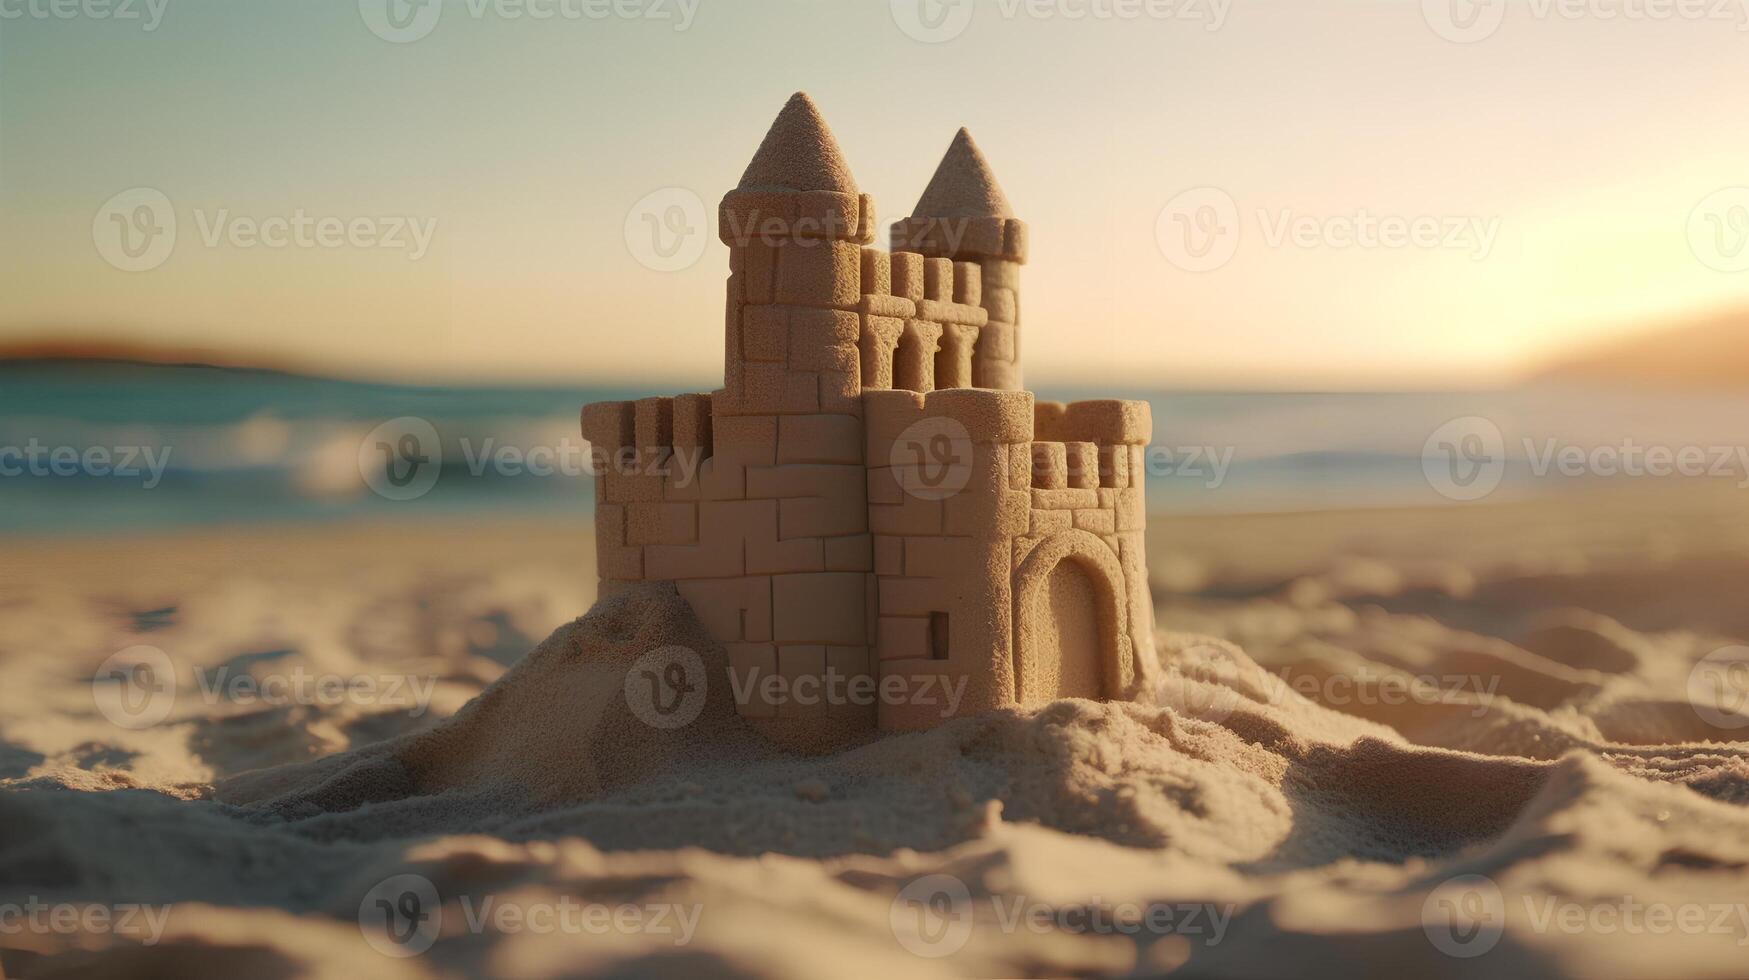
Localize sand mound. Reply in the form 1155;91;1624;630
217;583;759;822
10;616;1749;978
8;504;1749;978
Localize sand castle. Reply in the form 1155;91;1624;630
583;93;1155;743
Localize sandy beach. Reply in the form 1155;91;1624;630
4;484;1749;978
7;1;1749;975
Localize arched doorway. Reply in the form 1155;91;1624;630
1011;530;1131;707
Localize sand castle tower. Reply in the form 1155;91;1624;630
891;128;1029;391
584;93;1156;749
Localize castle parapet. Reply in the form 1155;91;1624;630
719;189;876;247
863;387;1033;448
855;251;987;395
583;94;1156;745
1033;399;1151;492
1028;440;1099;490
890;213;1027;265
1033;399;1153;447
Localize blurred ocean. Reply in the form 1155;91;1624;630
5;360;1749;534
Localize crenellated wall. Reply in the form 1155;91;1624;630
584;386;879;748
891;210;1028;390
585;385;1157;744
1023;400;1156;706
582;96;1153;748
862;387;1032;729
856;248;989;395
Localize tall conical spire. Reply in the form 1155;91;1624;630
737;92;858;195
912;128;1012;219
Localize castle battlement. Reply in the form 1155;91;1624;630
584;93;1155;748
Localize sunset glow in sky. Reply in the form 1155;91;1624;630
3;0;1747;386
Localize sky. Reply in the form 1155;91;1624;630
2;0;1747;387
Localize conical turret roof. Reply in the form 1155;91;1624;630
737;92;858;195
911;128;1012;219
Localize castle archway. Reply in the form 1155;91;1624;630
1011;529;1132;706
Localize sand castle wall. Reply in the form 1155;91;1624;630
584;385;1154;740
582;95;1155;745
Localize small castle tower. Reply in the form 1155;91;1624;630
718;92;874;416
891;129;1029;391
584;94;1156;750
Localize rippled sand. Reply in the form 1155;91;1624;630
5;486;1749;978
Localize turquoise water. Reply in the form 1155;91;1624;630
5;361;1748;533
